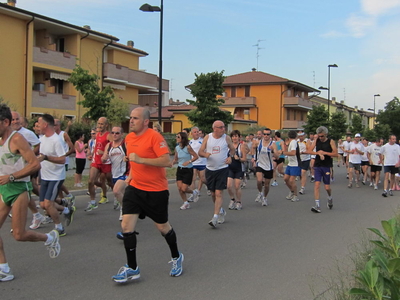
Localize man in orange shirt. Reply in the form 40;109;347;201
112;107;183;283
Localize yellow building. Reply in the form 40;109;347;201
0;1;168;128
220;69;319;130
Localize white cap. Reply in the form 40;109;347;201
355;133;361;137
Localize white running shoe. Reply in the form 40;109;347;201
45;229;60;258
291;196;300;202
255;194;262;202
261;198;268;206
228;200;236;210
299;187;305;195
217;208;226;224
286;192;294;200
271;181;278;187
180;202;190;210
29;214;45;230
208;216;218;228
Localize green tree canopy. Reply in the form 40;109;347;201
68;65;114;121
329;111;347;140
376;96;400;138
303;105;329;135
186;71;233;133
349;114;364;136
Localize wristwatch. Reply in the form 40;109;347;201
9;174;15;182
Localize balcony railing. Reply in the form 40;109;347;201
219;97;256;107
33;47;76;70
282;120;307;129
32;90;76;111
283;97;313;110
103;63;169;91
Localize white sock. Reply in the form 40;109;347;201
55;223;63;230
315;200;320;207
213;214;219;218
45;233;53;245
0;263;10;273
63;207;70;214
90;200;96;205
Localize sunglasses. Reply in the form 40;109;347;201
111;132;121;135
91;133;96;135
176;135;181;138
263;133;271;136
318;135;325;138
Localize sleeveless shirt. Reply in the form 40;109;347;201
206;133;229;171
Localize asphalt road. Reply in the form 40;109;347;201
1;166;399;300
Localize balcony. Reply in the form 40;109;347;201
33;47;76;70
219;97;256;107
282;120;307;129
103;63;169;92
32;90;76;111
283;97;313;110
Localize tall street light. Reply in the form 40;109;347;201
318;86;329;114
140;1;163;127
327;64;338;118
373;94;380;129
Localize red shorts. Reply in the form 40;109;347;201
90;163;111;174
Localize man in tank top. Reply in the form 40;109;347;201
199;120;235;228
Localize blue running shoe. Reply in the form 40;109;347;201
112;265;140;283
169;252;184;277
116;232;124;240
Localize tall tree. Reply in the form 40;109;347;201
375;123;392;142
68;65;114;121
376;96;400;138
329;111;347;140
186;71;233;133
363;127;376;142
349;114;363;136
303;105;329;135
107;98;129;126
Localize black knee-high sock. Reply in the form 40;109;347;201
123;232;137;269
163;228;179;259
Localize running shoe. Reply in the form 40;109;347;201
369;182;373;187
261;198;268;206
382;190;388;197
235;202;242;210
57;228;66;237
310;176;315;183
355;182;360;188
291;196;300;202
0;269;14;282
228;200;236;210
217;208;226;224
362;180;366;185
271;180;278;187
193;193;200;202
327;198;333;209
112;265;140;283
389;190;394;196
65;194;75;206
84;202;98;212
180;203;190;210
374;184;378;190
187;194;194;202
208;216;218;228
113;199;120;210
99;196;109;204
169;252;184;277
29;214;45;230
207;190;211;196
65;206;76;227
311;206;321;213
45;229;60;258
285;192;294;200
299;187;305;195
116;232;124;240
42;216;53;224
348;183;352;188
240;182;246;189
255;194;262;202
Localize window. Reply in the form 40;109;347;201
244;86;250;97
231;87;236;97
56;38;65;52
286;109;291;120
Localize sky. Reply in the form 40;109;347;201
15;0;400;111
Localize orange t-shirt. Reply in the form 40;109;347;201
125;128;170;191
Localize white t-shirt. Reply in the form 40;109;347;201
205;133;229;171
361;145;369;161
342;140;351;157
18;127;40;147
39;133;66;180
349;142;365;164
381;143;400;166
288;139;299;167
189;138;207;166
368;144;382;166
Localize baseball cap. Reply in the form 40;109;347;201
355;133;361;137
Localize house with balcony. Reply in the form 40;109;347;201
220;69;319;130
0;1;168;127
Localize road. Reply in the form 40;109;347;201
1;166;399;300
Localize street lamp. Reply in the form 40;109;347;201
327;64;338;118
140;1;163;128
318;86;329;113
373;94;380;129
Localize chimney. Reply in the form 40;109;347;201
340;100;344;104
83;25;91;30
332;97;336;101
7;0;16;6
354;106;358;109
251;68;256;72
127;40;134;48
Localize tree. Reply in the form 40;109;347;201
363;127;376;142
329;111;347;140
107;98;129;126
68;65;114;121
186;71;233;133
349;114;364;136
303;105;329;135
376;97;400;138
375;123;392;141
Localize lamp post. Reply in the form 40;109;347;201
318;86;329;114
373;94;380;129
140;1;163;128
327;64;338;118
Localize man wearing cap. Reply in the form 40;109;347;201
380;135;400;197
345;133;365;188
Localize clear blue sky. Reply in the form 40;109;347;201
17;0;400;111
